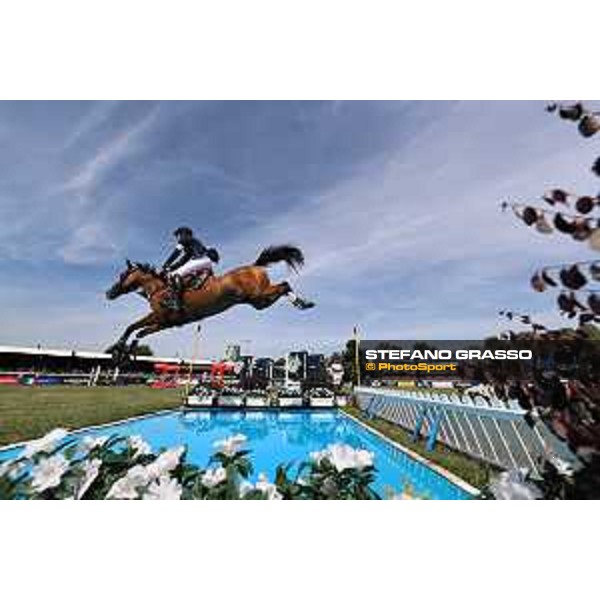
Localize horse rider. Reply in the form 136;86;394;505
161;226;219;311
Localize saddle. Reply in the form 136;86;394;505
161;268;213;312
184;268;213;291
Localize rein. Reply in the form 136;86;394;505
139;273;169;303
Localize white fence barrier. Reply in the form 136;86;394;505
354;386;575;477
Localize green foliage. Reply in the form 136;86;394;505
135;344;154;356
581;324;600;340
0;430;381;500
342;339;358;384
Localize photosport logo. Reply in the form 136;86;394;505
358;340;600;381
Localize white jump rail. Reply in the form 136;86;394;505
354;386;576;477
278;397;303;408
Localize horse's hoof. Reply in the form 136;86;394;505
294;298;315;310
107;341;129;365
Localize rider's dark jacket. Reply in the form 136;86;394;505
163;236;208;272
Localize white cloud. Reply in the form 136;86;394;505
61;101;122;150
2;101;598;359
61;105;159;199
57;106;161;265
213;101;599;352
59;222;120;265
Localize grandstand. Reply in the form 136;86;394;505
0;344;212;386
0;342;335;389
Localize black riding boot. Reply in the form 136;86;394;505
170;275;185;312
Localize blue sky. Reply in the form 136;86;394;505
0;101;598;359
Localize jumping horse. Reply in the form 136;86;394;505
105;245;314;360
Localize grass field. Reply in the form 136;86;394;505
0;385;182;446
0;385;493;489
343;406;493;489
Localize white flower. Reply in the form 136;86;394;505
128;435;151;457
311;444;374;472
489;470;543;500
80;436;108;452
213;434;247;457
106;445;184;499
146;446;185;478
201;467;227;488
106;465;150;500
255;473;282;500
143;475;182;500
31;454;70;493
21;428;69;459
547;454;576;478
239;477;282;500
75;459;102;499
310;449;327;463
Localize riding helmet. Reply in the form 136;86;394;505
174;226;193;238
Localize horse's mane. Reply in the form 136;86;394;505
134;262;163;278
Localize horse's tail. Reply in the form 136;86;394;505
254;245;305;273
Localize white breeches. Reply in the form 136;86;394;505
172;257;213;277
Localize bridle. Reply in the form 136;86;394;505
136;268;169;303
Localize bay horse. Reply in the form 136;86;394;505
105;245;314;357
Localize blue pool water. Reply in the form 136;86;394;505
0;410;472;499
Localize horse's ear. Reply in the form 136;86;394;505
126;259;133;269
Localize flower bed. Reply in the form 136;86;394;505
0;428;381;500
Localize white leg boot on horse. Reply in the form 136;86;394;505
287;290;315;310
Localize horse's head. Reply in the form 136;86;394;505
106;260;151;300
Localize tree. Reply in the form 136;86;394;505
342;339;358;384
135;344;154;357
501;102;600;497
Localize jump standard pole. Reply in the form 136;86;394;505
354;325;361;387
185;324;202;398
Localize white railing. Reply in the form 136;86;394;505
354;386;575;477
